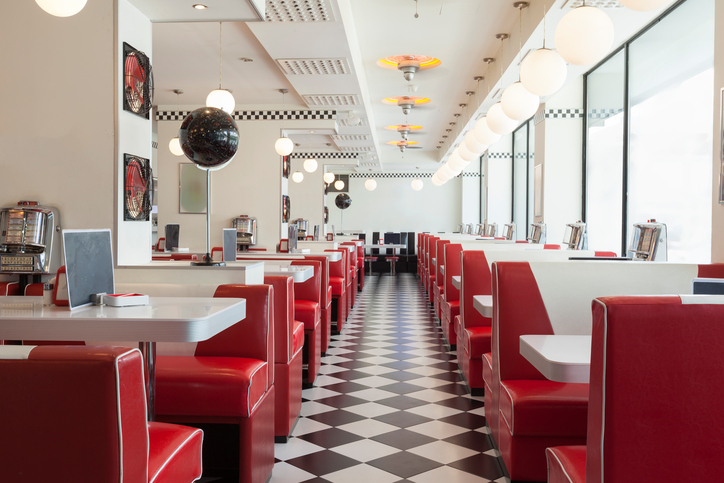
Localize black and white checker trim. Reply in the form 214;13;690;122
156;110;337;122
292;152;359;159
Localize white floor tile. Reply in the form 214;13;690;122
354;365;397;376
407;440;479;464
406;388;458;402
318;364;350;375
329;439;401;462
350;375;398;388
355;356;399;366
300;401;337;417
358;348;397;356
273;437;325;461
404;366;448;376
407;377;451;389
408;465;492;483
345;387;399;402
322;462;403;483
312;375;348;387
342;401;398;418
336;419;399;438
301;386;341;401
290;417;332;436
319;355;353;365
269;462;317;483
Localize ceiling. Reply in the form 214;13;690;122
135;0;673;172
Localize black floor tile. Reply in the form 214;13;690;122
372;410;433;429
370;428;437;450
366;451;443;478
285;450;360;475
296;428;364;448
308;409;367;427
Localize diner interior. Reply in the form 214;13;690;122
2;0;724;481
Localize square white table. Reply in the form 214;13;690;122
264;264;314;282
473;295;493;318
519;334;591;383
0;295;246;419
452;276;461;290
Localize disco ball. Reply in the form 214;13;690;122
335;193;352;210
179;107;239;170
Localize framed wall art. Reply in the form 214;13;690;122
123;154;151;221
123;42;154;119
282;155;290;179
282;195;291;223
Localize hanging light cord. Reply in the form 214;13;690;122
414;0;419;18
218;22;223;89
543;1;547;49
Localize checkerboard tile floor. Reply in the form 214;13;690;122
272;273;509;483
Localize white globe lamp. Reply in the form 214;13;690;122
365;178;377;191
303;158;318;173
486;103;518;135
275;136;294;156
501;82;540;121
617;0;668;11
334;179;345;190
458;142;478;163
35;0;87;17
436;167;452;182
554;6;614;66
292;171;304;183
464;130;487;154
474;117;502;146
323;172;335;184
411;179;424;191
169;137;184;156
520;48;567;97
431;175;444;186
206;89;236;115
448;151;469;171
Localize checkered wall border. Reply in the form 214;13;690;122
155;110;337;122
545;108;584;119
348;172;480;179
488;152;512;159
292;152;359;159
589;108;623;119
151;141;158;149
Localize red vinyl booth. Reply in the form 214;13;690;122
303;255;332;355
433;239;451;324
0;281;19;295
424;235;439;299
290;260;322;385
353;241;365;291
325;249;348;333
547;296;724;483
264;275;304;442
155;284;275;483
491;261;724;481
0;345;203;482
340;242;358;308
440;243;462;348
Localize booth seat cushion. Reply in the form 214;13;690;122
444;301;460;327
462;326;491;359
156;356;268;418
546;446;586;483
499;380;588;437
292;321;305;354
329;276;345;296
148;421;204;483
295;300;320;330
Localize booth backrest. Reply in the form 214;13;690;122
340;242;358;273
196;284;273;388
290;260;321;305
491;261;723;382
435;239;451;287
263;275;295;363
587;296;724;482
303;255;330;306
444;244;463;304
0;345;149;482
325;249;347;280
427;236;440;273
460;251;491;330
0;281;19;296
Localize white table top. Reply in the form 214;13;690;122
0;296;246;343
440;265;445;275
264;264;314;282
452;276;461;290
519;335;591;384
432;258;436;266
473;295;493;318
235;251;343;262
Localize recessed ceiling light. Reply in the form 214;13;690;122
192;4;208;10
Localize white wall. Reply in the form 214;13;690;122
461;161;482;225
712;1;724;262
326;175;462;236
0;0;115;275
287;158;325;233
117;0;153;265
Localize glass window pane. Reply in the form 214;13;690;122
513;125;528;239
528;119;535;229
586;50;625;255
628;0;713;263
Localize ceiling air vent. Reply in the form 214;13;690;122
277;58;350;75
302;94;360;107
332;134;371;142
265;0;334;22
338;116;367;127
340;146;374;152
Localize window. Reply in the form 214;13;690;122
584;0;713;261
512;119;535;240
